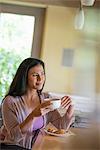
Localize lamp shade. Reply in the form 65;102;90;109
74;7;84;30
81;0;95;6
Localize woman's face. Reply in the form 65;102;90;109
27;64;45;91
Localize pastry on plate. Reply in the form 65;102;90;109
54;129;66;134
47;128;66;134
47;128;57;133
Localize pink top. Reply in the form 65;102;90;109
1;93;71;149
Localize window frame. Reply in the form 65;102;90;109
0;3;45;58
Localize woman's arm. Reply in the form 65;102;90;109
20;100;51;133
46;96;74;130
2;96;51;139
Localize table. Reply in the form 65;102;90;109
32;127;98;150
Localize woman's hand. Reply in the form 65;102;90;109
61;96;74;119
32;100;51;117
0;126;7;140
20;101;52;132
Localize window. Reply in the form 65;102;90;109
0;3;45;101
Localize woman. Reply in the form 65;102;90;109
1;58;74;149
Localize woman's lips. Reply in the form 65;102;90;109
36;83;42;86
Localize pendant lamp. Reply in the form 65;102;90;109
74;1;84;30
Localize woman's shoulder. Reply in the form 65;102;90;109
2;95;17;105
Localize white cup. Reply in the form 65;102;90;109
81;0;95;6
51;98;61;110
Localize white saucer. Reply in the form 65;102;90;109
44;129;75;137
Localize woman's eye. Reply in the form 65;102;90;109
33;74;38;77
32;72;45;78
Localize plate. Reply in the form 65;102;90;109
44;129;75;137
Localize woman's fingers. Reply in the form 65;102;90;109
39;101;53;115
61;96;70;103
41;100;51;108
32;101;52;117
60;96;74;119
61;96;72;109
62;101;72;109
40;107;51;115
61;99;71;107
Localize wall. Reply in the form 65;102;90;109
41;6;100;98
41;6;77;94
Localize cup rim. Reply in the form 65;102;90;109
51;98;61;101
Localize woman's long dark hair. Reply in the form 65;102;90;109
6;57;45;97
